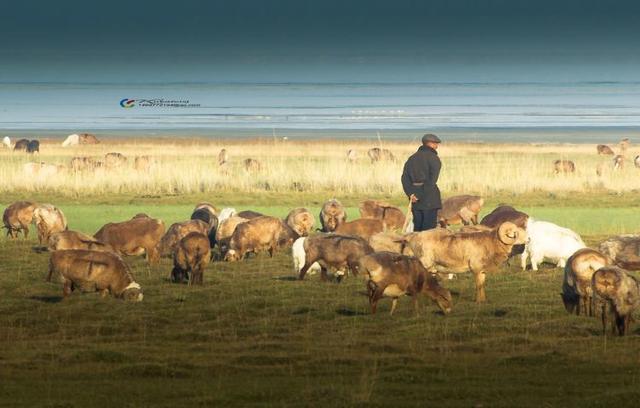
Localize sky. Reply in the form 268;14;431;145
1;0;639;83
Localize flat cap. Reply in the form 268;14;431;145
422;133;442;144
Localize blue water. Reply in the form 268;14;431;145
0;82;639;131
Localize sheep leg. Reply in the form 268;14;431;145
520;250;528;271
474;271;487;303
615;312;627;336
390;298;398;316
600;303;607;335
411;293;420;317
298;262;313;280
63;279;74;298
368;283;384;315
146;246;160;265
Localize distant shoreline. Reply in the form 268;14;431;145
1;127;637;144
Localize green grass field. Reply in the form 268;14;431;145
2;199;640;407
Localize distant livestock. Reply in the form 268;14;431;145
438;195;484;227
243;158;262;172
592;266;640;336
2;136;11;149
402;221;527;303
360;251;452;315
619;138;630;154
32;204;68;245
359;199;405;230
598;235;640;270
134;155;153;171
94;215;165;264
13;139;30;151
597;144;614;155
47;249;143;301
521;218;585;271
48;230;114;252
613;155;624;171
218;149;228;166
561;248;609;316
553;160;575;174
23;162;64;177
105;152;127;168
634;155;640;168
172;232;211;285
26;140;40;153
79;133;99;144
319;199;347;232
62;134;79;147
346;149;357;162
367;147;396;163
297;234;374;281
70;156;97;172
3;201;37;238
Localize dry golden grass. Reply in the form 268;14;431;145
1;137;638;197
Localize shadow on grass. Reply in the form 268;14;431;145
292;306;315;315
273;276;298;281
336;307;368;317
29;295;63;303
31;246;48;254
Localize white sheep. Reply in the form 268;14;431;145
521;218;585;271
2;136;11;149
62;134;79;147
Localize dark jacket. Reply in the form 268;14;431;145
401;145;442;210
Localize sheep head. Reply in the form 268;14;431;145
497;222;527;246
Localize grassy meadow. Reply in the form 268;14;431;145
2;136;640;407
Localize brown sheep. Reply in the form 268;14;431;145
218;148;228;166
360;251;452;315
334;218;385;240
13;139;29;151
284;207;315;237
47;249;143;301
94;216;165;264
225;216;298;261
237;210;263;219
403;222;527;303
105;152;127;168
78;133;100;144
172;232;211;285
561;248;609;316
368;232;414;256
134;155;153;171
597;144;614;155
32;204;68;245
367;147;396;163
592;266;640;336
359;199;405;230
613;155;624;171
70;156;97;172
159;219;210;257
598;235;640;270
438;195;485;227
553;160;576;174
319;199;347;232
215;215;249;254
243;158;262;172
297;233;374;281
48;230;114;252
3;201;37;238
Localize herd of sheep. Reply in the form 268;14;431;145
3;195;640;336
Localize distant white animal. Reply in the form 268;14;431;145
2;136;11;149
23;162;63;177
521;218;585;271
62;134;79;147
218;207;237;224
292;237;322;276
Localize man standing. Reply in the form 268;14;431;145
401;133;442;231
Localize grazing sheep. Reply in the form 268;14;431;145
48;230;114;252
360;251;452;315
598;235;640;270
597;144;614;155
218;148;228;166
367;147;396;163
134;155;153;171
26;140;39;153
78;133;100;144
561;248;609;316
159;219;210;257
438;195;484;227
292;237;322;276
368;231;414;256
596;162;605;177
32;204;68;245
619;138;630;154
62;134;80;147
334;218;385;240
224;216;298;261
3;201;37;238
319;199;347;232
592;266;640;336
284;208;315;237
94;216;165;264
403;222;527;303
243;158;262;172
359;199;405;230
553;160;575;174
215;215;249;254
3;136;12;149
346;149;357;162
105;152;127;168
172;232;211;285
13;139;29;151
70;156;98;172
47;250;143;301
23;162;64;177
521;218;586;271
297;233;374;281
613;155;624;170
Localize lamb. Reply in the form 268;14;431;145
32;204;68;245
359;251;453;315
438;195;484;227
403;221;527;303
521;218;586;271
297;233;374;281
172;232;211;285
47;249;143;301
592;266;640;336
561;248;609;316
3;201;37;239
319;199;347;232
